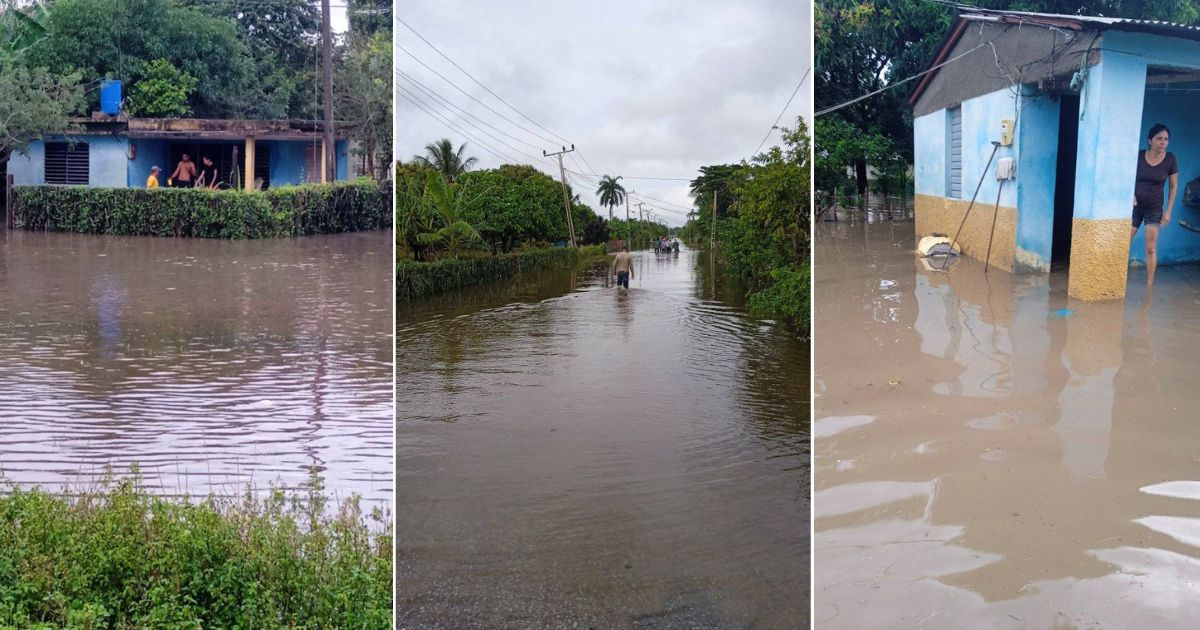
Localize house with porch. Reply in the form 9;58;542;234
909;8;1200;300
8;115;350;193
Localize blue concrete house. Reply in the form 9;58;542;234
9;116;350;193
909;8;1200;300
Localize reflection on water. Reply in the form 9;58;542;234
0;230;393;504
815;221;1200;627
397;246;808;628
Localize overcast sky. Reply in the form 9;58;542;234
395;0;811;226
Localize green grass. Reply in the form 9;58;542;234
0;468;392;629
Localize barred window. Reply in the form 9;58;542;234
45;142;90;186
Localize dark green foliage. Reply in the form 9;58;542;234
397;245;605;301
0;472;392;628
683;117;810;336
580;214;610;246
456;164;567;253
11;180;388;238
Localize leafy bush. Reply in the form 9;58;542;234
11;180;388;239
0;470;392;628
747;263;810;334
397;245;605;301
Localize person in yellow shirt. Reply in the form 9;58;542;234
146;166;160;188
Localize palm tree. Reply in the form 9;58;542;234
596;175;625;221
413;138;478;183
420;170;482;259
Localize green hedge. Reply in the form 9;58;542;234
10;180;389;238
397;245;605;301
0;472;392;628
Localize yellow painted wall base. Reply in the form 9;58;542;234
1067;218;1129;301
915;194;1016;272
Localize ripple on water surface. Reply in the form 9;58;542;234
397;247;809;628
0;231;393;504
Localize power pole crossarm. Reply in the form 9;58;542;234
544;145;578;248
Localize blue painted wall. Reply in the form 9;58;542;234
913;88;1020;204
127;139;170;188
1074;54;1147;222
8;142;44;185
9;136;126;187
1014;92;1061;271
913;112;944;196
12;136;351;189
960;88;1019;208
335;140;349;180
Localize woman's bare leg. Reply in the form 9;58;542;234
1146;224;1160;287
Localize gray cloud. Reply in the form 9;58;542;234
395;0;811;225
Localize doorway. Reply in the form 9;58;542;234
1052;95;1080;264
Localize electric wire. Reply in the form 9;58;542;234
751;66;811;157
398;17;571;145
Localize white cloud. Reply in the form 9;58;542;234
395;0;811;225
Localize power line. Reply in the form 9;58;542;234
566;170;692;181
395;70;553;167
397;44;563;147
397;17;571;145
751;66;811;156
396;85;516;164
395;69;546;154
816;41;989;117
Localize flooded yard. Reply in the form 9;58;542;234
0;230;393;504
814;217;1200;627
397;247;808;628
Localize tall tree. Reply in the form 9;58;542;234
595;174;625;221
0;56;85;169
414;139;478;183
336;31;391;181
29;0;252;118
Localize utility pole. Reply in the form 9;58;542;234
624;191;633;249
544;145;577;248
321;0;335;183
711;186;718;251
636;202;647;250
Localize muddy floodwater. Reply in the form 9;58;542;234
815;217;1200;628
397;247;808;628
0;230;392;504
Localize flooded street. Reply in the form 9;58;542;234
0;230;393;504
397;247;808;628
814;218;1200;628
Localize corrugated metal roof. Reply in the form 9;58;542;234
908;8;1200;107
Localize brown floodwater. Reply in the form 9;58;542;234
815;218;1200;628
397;247;808;628
0;229;393;504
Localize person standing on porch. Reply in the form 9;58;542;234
169;153;198;188
1132;123;1178;288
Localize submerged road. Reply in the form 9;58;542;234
815;218;1200;628
397;246;808;628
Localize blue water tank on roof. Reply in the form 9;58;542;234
100;80;122;115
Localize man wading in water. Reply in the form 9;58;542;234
611;246;634;289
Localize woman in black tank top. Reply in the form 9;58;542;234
1131;123;1179;288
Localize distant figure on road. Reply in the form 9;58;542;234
169;153;197;188
611;246;634;289
146;166;160;188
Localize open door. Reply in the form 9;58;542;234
1052;95;1080;265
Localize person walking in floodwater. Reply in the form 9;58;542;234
1132;123;1178;287
169;153;198;188
611;246;634;288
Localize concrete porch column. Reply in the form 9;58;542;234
1068;53;1147;300
244;135;256;192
